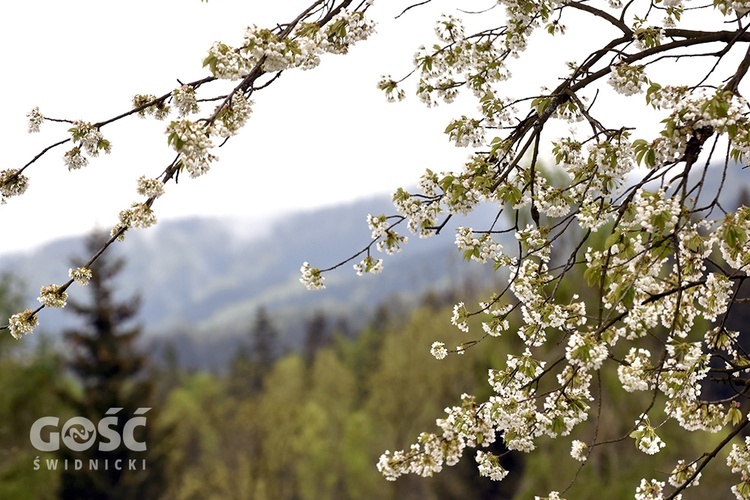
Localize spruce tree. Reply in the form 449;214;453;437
59;231;164;500
303;310;329;367
229;305;279;397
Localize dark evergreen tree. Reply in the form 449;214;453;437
229;305;279;396
59;231;165;500
303;310;329;366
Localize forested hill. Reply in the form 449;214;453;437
2;164;747;369
0;194;498;366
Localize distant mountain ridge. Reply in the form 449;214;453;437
0;194;495;352
3;163;748;369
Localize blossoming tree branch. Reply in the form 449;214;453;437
6;0;750;497
1;0;374;334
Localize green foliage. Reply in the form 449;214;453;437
152;299;520;498
2;277;737;498
0;275;63;498
0;339;64;499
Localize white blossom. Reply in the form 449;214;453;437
430;341;448;360
64;147;89;171
608;63;648;96
635;478;665;500
570;440;588;462
451;302;470;332
167;120;216;178
69;267;92;286
299;262;325;290
475;451;508;481
26;106;43;133
37;284;67;309
136;176;165;199
353;256;383;276
172;85;200;116
631;415;666;455
118;202;157;230
0;169;29;203
8;309;38;340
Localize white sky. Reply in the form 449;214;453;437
0;0;475;253
0;1;733;253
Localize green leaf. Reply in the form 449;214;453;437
531;96;551;115
583;265;601;287
633;139;655;167
727;406;743;426
604;232;621;249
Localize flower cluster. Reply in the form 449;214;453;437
717;207;750;270
454;227;502;263
118;202;157;230
392;186;441;237
27;106;44;133
635;479;665;500
69;267;92;286
630;415;666;455
167;120;216;178
535;493;564;500
608;63;648;96
136;176;165;199
633;24;663;50
204;10;375;80
377;76;405;102
445;116;485;147
728;436;750;499
407;14;512;113
37;284;68;309
669;459;700;489
132;94;170;119
64;147;88;170
565;331;608;371
0;169;29;204
64;121;111;170
713;0;750;16
71;121;110;157
172;85;200;116
698;273;733;321
479;300;513;337
8;309;38;340
570;440;588;462
299;262;325;290
211;92;253;138
499;0;562;54
533;176;572;218
111;202;157;240
430;341;448;360
475;451;509;481
353;255;383;276
451;302;469;332
618;348;654;392
376;230;407;255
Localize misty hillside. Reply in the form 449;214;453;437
2;163;748;369
0;194;503;366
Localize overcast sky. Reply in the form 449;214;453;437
0;1;481;253
2;0;708;254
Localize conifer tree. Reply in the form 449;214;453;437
229;305;280;396
59;231;164;500
303;310;329;367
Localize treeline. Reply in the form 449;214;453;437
155;298;520;499
0;233;743;499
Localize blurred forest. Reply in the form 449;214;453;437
2;176;750;498
0;260;743;499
